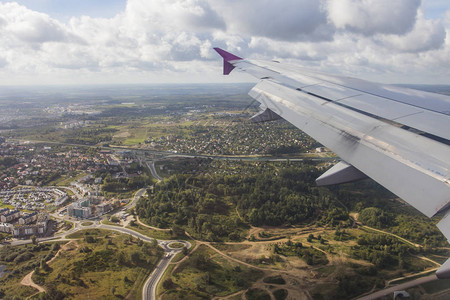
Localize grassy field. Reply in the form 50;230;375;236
33;229;163;299
212;243;252;253
0;242;64;299
126;223;174;240
162;245;264;299
48;172;87;187
168;242;185;249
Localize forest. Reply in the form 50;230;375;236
137;161;333;241
137;159;447;247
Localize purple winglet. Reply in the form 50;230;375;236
213;47;243;75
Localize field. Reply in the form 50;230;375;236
0;242;64;299
31;229;163;299
161;245;264;299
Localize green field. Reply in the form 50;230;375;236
0;242;64;299
126;223;174;240
33;229;163;299
161;245;264;299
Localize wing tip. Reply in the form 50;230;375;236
213;48;242;62
213;47;242;75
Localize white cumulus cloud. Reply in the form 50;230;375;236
325;0;421;36
378;12;446;53
0;0;448;85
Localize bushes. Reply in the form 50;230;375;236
274;242;329;266
13;251;33;263
359;207;393;228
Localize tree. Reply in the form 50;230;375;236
52;243;60;252
31;235;37;245
117;251;126;265
162;279;174;289
171;225;185;237
40;259;49;271
84;235;95;243
130;251;140;264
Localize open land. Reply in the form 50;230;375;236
0;84;449;299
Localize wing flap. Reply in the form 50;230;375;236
249;80;450;218
316;161;368;186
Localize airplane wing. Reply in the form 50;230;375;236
214;48;450;279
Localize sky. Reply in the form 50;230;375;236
0;0;449;85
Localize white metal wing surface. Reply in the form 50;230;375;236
214;48;450;279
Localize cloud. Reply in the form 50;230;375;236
124;0;225;33
0;0;448;85
0;57;7;68
325;0;421;36
209;0;334;42
0;2;81;45
378;13;446;53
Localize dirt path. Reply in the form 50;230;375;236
20;271;46;294
350;213;421;248
20;241;75;295
212;289;245;300
136;216;171;231
409;253;441;267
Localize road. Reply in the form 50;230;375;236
8;220;190;300
125;188;147;209
78;224;190;300
143;251;174;300
146;160;162;181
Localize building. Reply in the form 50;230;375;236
12;223;47;237
55;195;69;206
0;222;13;233
0;137;5;144
68;198;92;218
68;206;91;218
0;210;20;223
19;212;38;225
96;202;112;215
71;182;90;196
12;212;50;238
0;208;9;216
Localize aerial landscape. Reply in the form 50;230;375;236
0;0;449;300
0;83;448;299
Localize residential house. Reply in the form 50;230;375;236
0;210;20;223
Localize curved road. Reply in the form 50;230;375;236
8;221;190;300
146;161;162;181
